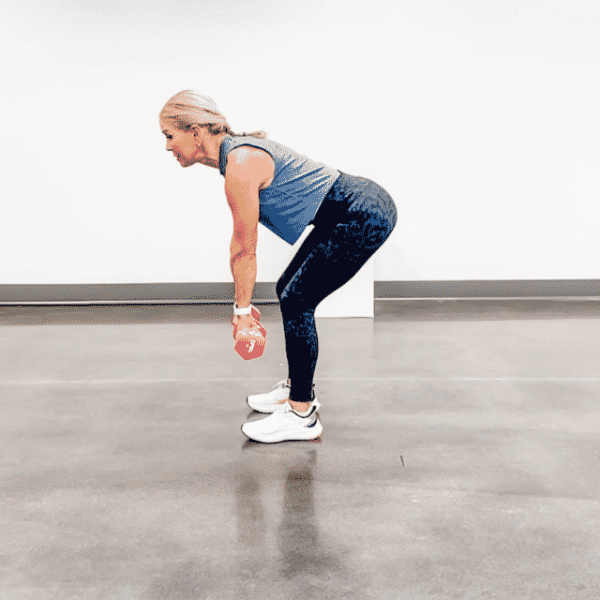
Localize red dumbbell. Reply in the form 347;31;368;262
231;306;266;339
232;305;267;360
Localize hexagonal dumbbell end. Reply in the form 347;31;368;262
234;326;267;360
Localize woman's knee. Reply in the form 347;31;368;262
278;288;315;319
278;292;300;316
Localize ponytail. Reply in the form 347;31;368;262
208;123;267;139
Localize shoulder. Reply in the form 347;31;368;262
225;143;275;188
227;144;273;169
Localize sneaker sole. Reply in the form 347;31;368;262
241;418;323;444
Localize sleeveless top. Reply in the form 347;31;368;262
219;136;340;245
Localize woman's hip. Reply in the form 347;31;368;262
312;172;398;232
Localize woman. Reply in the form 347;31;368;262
159;90;397;444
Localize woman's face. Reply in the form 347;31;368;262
160;120;203;168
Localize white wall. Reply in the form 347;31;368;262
1;0;598;286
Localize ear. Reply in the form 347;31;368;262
189;123;203;138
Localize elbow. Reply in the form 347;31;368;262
231;239;257;262
232;229;258;259
234;248;257;261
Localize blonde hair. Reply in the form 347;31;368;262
160;90;266;138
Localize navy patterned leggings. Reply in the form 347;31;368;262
276;172;398;403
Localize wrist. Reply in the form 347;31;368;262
233;303;252;316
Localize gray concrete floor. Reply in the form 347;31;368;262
1;299;600;600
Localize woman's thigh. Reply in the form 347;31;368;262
277;180;397;311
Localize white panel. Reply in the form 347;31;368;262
0;0;598;287
277;226;374;319
315;258;374;318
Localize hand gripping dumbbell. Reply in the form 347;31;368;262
232;304;267;360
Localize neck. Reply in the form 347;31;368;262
199;133;229;169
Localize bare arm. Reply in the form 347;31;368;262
224;146;274;309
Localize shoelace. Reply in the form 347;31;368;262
277;401;317;421
267;402;294;423
279;402;293;415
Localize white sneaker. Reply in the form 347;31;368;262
246;379;292;413
241;400;323;443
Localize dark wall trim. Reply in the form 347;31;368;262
0;280;598;304
375;280;600;298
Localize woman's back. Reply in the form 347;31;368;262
219;136;340;245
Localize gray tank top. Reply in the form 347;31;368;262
219;136;340;245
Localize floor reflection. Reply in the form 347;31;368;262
236;467;265;548
235;442;347;596
278;448;325;578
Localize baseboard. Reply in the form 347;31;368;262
375;280;600;298
0;280;598;305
